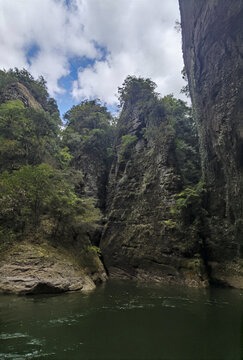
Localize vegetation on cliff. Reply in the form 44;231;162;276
101;76;208;286
0;68;58;115
63;99;114;160
61;100;115;210
0;164;100;243
0;69;102;256
1;67;240;290
0;99;60;171
117;76;200;187
0;69;207;287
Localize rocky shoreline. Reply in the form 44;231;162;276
0;242;107;295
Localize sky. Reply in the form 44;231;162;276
0;0;185;118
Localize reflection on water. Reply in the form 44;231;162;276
0;280;242;359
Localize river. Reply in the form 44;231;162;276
0;280;242;359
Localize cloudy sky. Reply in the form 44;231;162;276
0;0;185;117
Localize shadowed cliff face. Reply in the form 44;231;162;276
179;0;243;285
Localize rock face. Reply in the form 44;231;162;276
179;0;243;286
1;82;43;110
75;147;110;211
100;91;208;287
0;242;107;295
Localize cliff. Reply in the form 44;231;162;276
179;0;243;286
100;78;208;287
0;70;107;294
1;82;43;111
1;2;243;294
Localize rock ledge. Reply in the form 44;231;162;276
0;242;106;294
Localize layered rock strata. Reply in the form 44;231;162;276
0;242;107;294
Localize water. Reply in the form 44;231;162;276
0;280;242;360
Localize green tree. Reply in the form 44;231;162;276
118;75;158;108
0;68;59;115
118;76;200;187
0;164;100;242
180;67;190;97
62;99;114;164
0;100;60;171
161;95;200;185
119;134;138;162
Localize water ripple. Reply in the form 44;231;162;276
0;332;29;340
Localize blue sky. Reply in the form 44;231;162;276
0;0;185;119
55;45;112;117
56;56;95;117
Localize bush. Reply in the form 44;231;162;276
119;134;138;161
0;164;100;242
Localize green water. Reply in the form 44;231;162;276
0;280;242;360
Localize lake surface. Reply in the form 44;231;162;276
0;280;242;360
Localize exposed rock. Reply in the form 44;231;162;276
75;150;109;211
0;242;107;295
1;6;242;291
179;0;243;287
2;82;43;110
100;92;208;287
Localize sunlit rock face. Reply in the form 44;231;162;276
0;82;43;110
179;0;243;287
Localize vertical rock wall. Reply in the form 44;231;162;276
101;95;208;287
179;0;243;286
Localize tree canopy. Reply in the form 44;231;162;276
0;164;100;242
0;70;101;246
62;100;114;161
118;76;158;108
0;69;200;250
0;100;60;171
0;68;59;115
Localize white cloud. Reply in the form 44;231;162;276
0;0;98;95
0;0;185;105
73;0;185;103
